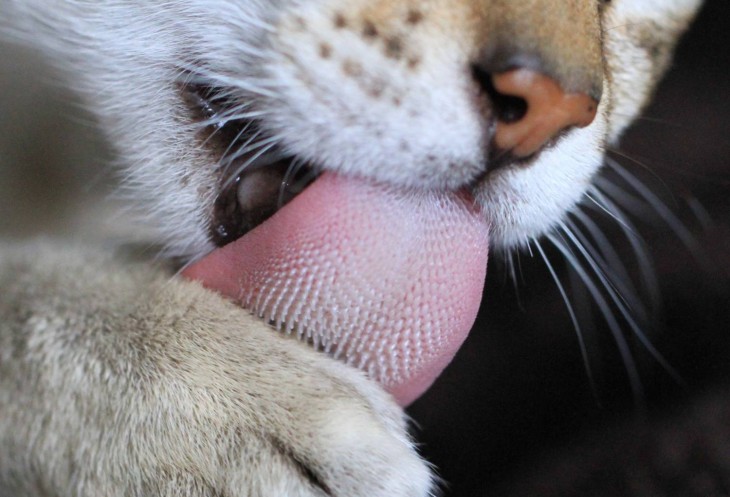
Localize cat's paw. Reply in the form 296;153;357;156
145;277;434;497
0;246;433;497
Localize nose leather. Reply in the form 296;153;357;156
491;69;599;157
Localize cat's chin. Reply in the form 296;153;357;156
183;172;490;405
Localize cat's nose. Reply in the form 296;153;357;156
478;68;599;158
472;66;599;158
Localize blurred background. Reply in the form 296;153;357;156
1;1;728;495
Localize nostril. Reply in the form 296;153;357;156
472;65;599;158
471;65;527;124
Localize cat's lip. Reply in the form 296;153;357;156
183;173;489;406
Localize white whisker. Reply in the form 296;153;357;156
223;134;282;168
605;158;705;263
535;239;599;398
571;209;635;297
504;250;519;289
564;217;648;323
593;177;658;222
278;158;317;208
584;192;637;236
547;232;645;405
588;187;662;310
218;123;261;168
196;109;267;129
558;224;684;387
181;66;279;99
222;141;280;190
607;148;673;195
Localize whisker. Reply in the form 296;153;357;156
194;112;262;151
504;250;519;289
182;67;279;99
249;150;290;170
593;177;658;220
218;122;261;170
564;216;648;323
609;115;683;128
685;194;715;231
222;140;280;190
196;109;267;129
558;224;685;388
584;192;637;235
571;209;635;297
223;134;282;169
535;239;600;401
588;187;662;310
559;222;631;316
607;149;674;195
547;232;645;406
605;158;706;265
278;158;317;209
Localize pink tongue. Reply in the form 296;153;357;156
183;173;489;405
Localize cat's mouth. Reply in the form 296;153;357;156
181;83;321;246
181;83;490;406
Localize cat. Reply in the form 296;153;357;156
0;0;704;495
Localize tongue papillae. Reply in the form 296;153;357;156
183;173;489;406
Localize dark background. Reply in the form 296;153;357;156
410;0;730;495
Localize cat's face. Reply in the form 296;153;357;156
2;0;700;256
